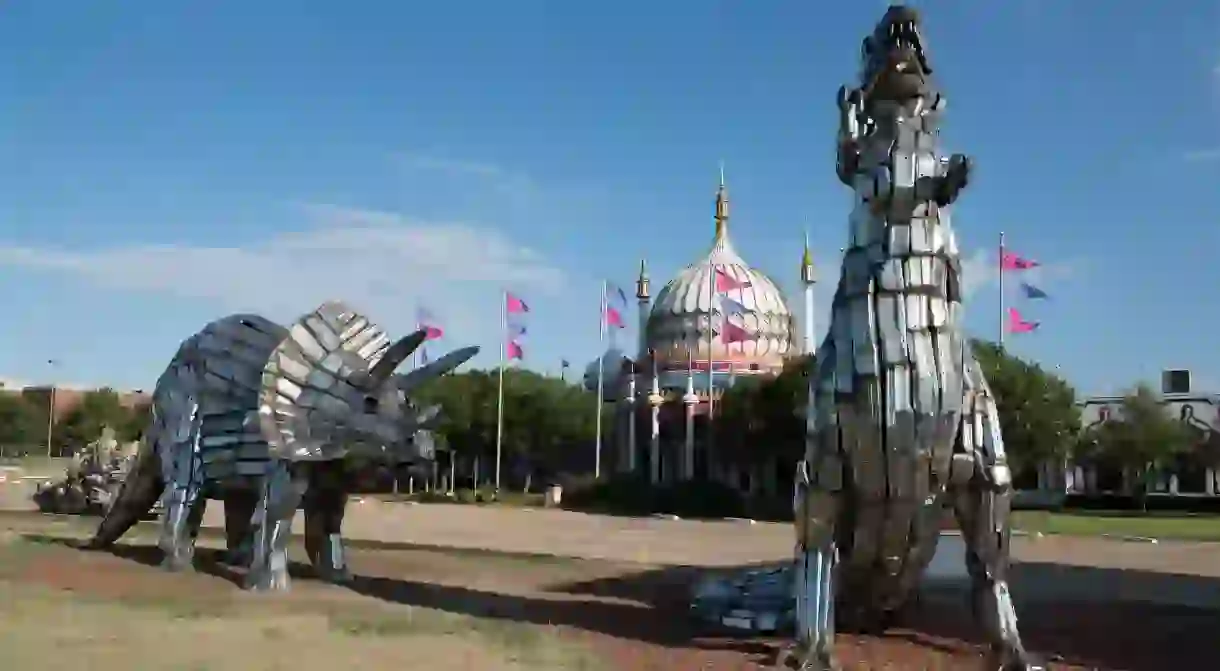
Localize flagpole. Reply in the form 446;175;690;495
495;290;506;491
998;230;1006;348
595;280;607;479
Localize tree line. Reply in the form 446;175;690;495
0;343;1210;496
0;388;150;457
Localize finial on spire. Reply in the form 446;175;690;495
636;258;651;300
801;229;816;284
714;163;730;241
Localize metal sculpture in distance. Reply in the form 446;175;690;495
789;6;1043;670
86;301;478;592
33;427;147;516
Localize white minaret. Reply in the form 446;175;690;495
682;350;698;482
624;363;637;473
801;231;817;354
635;259;650;360
647;359;663;485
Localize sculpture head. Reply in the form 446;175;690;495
258;302;478;462
859;5;933;106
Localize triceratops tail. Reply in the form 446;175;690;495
85;441;164;550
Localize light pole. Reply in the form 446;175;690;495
45;359;58;458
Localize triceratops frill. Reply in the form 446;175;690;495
86;300;478;592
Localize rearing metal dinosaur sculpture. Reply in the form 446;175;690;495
790;6;1044;670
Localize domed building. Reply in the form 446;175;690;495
587;172;819;488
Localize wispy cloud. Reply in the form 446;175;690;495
395;150;537;193
1183;147;1220;162
0;204;568;362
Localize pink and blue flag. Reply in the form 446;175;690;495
507;341;525;360
608;283;628;307
1007;308;1040;334
416;307;444;340
506;292;530;314
1020;282;1049;300
1000;252;1039;271
720;321;758;344
713;267;751;293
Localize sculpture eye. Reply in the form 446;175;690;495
363;396;380;414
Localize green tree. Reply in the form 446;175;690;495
715;355;810;470
120;401;152;441
412;369;598;487
56;388;134;451
970;340;1080;475
0;393;43;451
1086;383;1194;507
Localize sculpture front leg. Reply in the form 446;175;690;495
784;460;841;671
221;488;258;567
158;432;204;572
303;462;351;584
244;463;306;592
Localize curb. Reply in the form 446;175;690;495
1100;533;1159;544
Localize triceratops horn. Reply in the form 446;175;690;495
368;330;429;384
396;346;480;396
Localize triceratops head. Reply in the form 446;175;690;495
258;301;478;463
858;5;934;106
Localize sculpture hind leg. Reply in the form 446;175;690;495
245;462;307;592
303;462;351;583
949;379;1046;671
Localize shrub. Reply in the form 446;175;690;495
562;474;746;519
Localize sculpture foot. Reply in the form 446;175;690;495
992;647;1048;671
159;551;194;573
314;566;353;585
243;567;291;592
775;644;837;671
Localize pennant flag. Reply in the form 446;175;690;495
506;292;530;314
508;323;527;338
713;267;751;293
605;305;625;329
1020;282;1049;300
507;340;525;360
561;359;570;368
1007;308;1040;334
717;295;752;319
720;321;759;344
1000;252;1039;271
608;283;629;307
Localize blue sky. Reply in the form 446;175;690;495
1;0;1217;397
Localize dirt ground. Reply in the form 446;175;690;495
1;503;1218;670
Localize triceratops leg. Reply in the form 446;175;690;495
787;459;841;671
221;487;258;567
949;392;1046;671
303;462;351;583
158;405;205;572
244;462;307;592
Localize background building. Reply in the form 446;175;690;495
584;173;816;492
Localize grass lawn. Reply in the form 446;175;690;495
0;522;607;671
1013;510;1220;542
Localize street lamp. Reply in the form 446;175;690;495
45;359;58;458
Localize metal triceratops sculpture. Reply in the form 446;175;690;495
86;300;478;592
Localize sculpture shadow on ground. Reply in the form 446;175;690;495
33;531;1220;671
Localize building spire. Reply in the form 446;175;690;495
801;229;816;284
635;258;650;300
714;161;729;242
